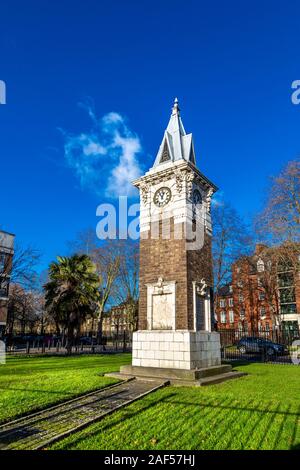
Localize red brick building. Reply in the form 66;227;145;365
81;301;138;336
215;244;300;333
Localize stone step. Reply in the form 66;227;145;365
194;364;233;379
119;364;233;382
108;369;246;386
197;371;247;386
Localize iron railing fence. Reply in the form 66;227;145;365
4;327;300;364
218;326;300;364
4;330;133;355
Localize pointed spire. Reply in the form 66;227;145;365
172;97;180;116
152;98;196;168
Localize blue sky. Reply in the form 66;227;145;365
1;0;300;272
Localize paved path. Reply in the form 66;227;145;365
0;379;167;450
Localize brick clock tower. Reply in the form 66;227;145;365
115;99;244;385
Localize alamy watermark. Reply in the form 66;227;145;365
0;80;6;105
291;339;300;365
291;80;300;105
95;196;206;250
0;340;5;364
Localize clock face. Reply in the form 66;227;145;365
193;189;202;205
153;187;172;207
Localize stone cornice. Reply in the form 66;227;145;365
132;161;218;193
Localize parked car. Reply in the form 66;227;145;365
79;336;96;345
237;336;289;356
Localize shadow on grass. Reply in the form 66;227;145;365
56;394;300;450
162;398;300;450
290;444;300;450
51;391;178;450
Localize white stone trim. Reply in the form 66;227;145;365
193;281;212;332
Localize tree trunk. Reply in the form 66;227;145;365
66;323;74;355
55;321;60;336
97;311;104;345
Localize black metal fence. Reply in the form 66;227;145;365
4;330;133;355
4;327;300;364
219;327;300;364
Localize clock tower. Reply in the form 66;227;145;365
115;99;245;384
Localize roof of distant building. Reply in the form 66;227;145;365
217;284;233;297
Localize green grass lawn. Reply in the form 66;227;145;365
1;355;300;450
0;354;131;423
49;362;300;451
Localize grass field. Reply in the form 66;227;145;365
49;362;300;451
0;354;131;423
1;355;299;450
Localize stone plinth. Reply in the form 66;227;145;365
131;330;221;370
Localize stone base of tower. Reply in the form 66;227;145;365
106;330;246;386
131;330;221;370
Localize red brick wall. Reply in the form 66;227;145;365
139;218;214;331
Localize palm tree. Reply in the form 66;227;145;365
44;254;100;354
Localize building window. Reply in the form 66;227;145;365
278;272;294;288
0;254;7;271
240;309;245;320
279;288;296;304
280;304;297;314
219;299;226;308
237;280;243;288
257;258;265;272
229;310;234;323
259;307;266;319
0;279;8;298
238;294;244;302
257;277;263;287
228;298;234;306
258;291;265;301
220;311;226;323
229;285;233;293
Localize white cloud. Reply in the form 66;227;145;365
106;132;142;196
61;105;143;198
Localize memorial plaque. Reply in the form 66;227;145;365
195;294;205;330
152;293;173;329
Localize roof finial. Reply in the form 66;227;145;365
172;97;180;115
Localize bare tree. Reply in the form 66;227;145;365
110;240;139;330
9;243;40;289
67;228;98;257
6;285;39;336
256;159;300;245
69;229;140;335
92;243;121;338
68;230;121;338
212;201;253;301
2;243;40;337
